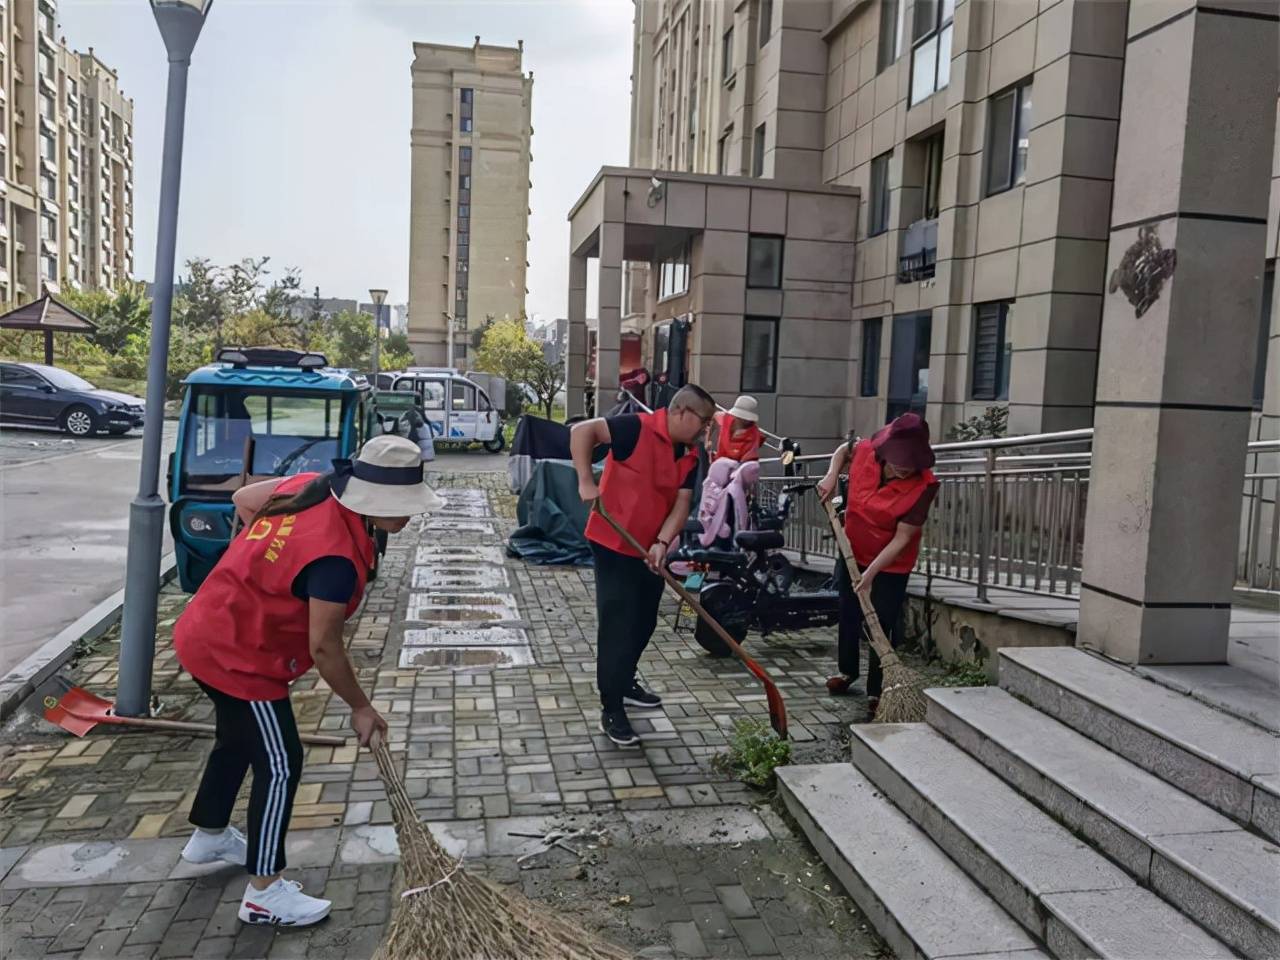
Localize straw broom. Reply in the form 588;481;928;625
371;742;634;960
822;498;927;723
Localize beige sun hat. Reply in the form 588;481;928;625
331;435;445;518
726;395;759;423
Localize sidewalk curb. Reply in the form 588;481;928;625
0;553;178;723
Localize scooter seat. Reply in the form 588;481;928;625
735;530;785;552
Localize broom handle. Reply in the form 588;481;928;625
229;435;256;539
822;498;896;661
90;711;347;746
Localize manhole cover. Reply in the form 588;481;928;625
412;567;508;590
402;626;528;647
416;545;504;565
399;646;535;668
407;593;520;622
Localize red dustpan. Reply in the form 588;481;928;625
41;678;346;746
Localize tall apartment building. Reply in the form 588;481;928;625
407;37;533;366
606;0;1277;446
0;1;133;306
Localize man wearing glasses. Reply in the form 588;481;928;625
571;384;717;746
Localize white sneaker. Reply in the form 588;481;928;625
238;878;332;927
181;826;247;866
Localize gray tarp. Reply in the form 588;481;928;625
506;459;602;566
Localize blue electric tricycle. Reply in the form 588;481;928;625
168;347;382;592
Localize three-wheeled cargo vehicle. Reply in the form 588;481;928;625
168;347;379;592
381;367;506;452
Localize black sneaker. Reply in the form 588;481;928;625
599;710;640;747
622;681;663;709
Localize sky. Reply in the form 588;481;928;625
59;0;634;323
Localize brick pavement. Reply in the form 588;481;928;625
0;469;887;959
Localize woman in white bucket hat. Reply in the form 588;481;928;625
710;395;764;463
173;435;443;928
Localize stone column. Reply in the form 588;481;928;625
596;222;624;401
566;253;588;419
1078;2;1279;664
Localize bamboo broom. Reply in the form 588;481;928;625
822;498;927;723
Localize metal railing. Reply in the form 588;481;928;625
752;430;1279;600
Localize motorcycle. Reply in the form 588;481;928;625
670;481;840;656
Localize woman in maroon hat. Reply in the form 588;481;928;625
816;413;938;717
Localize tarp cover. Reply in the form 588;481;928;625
507;459;602;567
511;415;572;460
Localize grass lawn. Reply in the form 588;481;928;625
502;402;565;446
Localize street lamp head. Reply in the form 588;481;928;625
150;0;212;62
369;288;388;307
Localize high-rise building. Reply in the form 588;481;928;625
0;1;133;305
407;37;533;366
602;0;1278;443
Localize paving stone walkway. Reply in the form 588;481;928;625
0;469;886;959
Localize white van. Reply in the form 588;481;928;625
382;369;505;451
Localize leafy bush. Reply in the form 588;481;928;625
712;717;792;788
947;406;1008;442
938;661;990;688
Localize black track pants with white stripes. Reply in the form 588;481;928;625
189;680;303;877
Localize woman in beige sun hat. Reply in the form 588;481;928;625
171;435;442;929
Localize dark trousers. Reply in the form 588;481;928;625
834;562;910;698
189;680;303;877
592;542;666;712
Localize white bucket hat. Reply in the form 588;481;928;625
331;435;445;518
726;395;759;423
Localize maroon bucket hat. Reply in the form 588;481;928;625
871;412;936;472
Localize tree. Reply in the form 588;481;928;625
383;331;414;371
62;280;151;355
524;354;566;420
474;318;541;385
222;308;301;350
321;309;376;370
174;257;228;346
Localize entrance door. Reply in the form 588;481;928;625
418;379;448;439
449;381;479;440
887;313;932;422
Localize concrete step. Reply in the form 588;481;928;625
999;646;1280;842
850;722;1234;959
927;685;1280;960
1134;662;1280;735
776;763;1048;960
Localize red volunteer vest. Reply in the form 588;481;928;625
174;472;374;701
585;409;699;558
713;412;763;463
845;439;936;573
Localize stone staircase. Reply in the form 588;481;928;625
778;646;1280;959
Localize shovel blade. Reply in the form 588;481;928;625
41;684;115;737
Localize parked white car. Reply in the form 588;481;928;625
383;368;505;452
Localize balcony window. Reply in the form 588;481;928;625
898;219;937;282
909;0;953;106
39;49;54;81
38;8;53;36
747;235;783;288
751;122;765;177
40;172;55;200
758;0;773;47
717;128;731;175
869;151;891;237
971;301;1013;401
459;86;473;133
877;0;905;72
861;319;882;396
42;253;56;282
721;27;734;82
742;317;778;393
39;91;54;123
985;81;1033;195
922;132;943;219
658;241;690;300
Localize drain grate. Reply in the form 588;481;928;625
415;545;504;565
406;592;520;622
399;646;535;668
402;626;528;647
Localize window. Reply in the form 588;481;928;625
456;287;466;301
40;213;55;241
985;81;1033;195
459;145;472;171
39;49;54;80
38;7;54;36
1255;263;1274;410
869;151;891;236
40;172;55;200
459;87;474;133
1;365;48;388
457;204;470;220
861;319;882;396
722;27;734;82
759;0;773;46
717;129;732;175
752;122;766;177
451;382;476;411
877;0;905;72
658;242;691;299
742;317;778;393
460;174;471;189
909;0;953;105
40;92;55;122
887;312;932;419
42;253;56;281
971;302;1013;401
923;132;943;220
747;235;783;288
41;132;55;162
